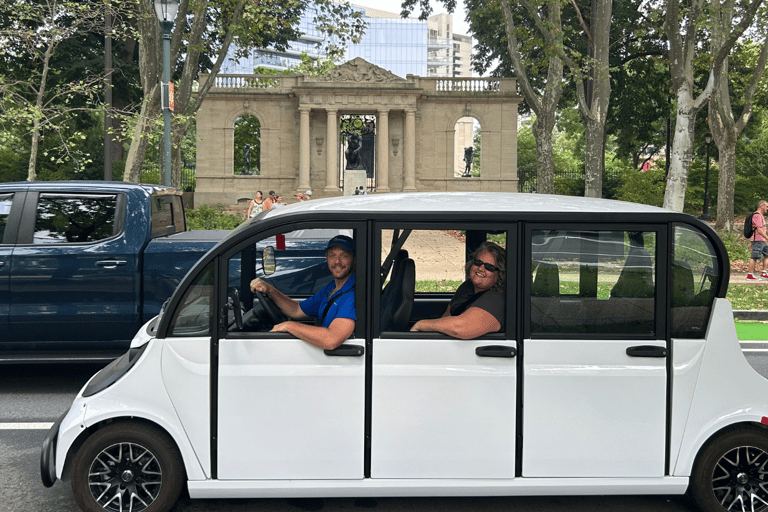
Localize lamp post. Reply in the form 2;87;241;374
702;132;713;221
154;0;179;187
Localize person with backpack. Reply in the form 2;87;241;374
746;200;768;280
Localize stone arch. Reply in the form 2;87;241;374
452;115;481;178
232;112;262;176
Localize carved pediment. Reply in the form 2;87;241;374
307;57;406;84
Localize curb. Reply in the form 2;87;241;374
734;310;768;321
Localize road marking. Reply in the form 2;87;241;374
0;423;54;430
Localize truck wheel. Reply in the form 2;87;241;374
71;422;185;512
689;426;768;512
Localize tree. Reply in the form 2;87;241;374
122;0;366;187
498;0;563;194
710;29;768;230
0;0;113;181
661;0;764;212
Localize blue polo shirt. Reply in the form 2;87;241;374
300;274;356;328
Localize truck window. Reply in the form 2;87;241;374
671;224;719;338
530;229;657;335
0;193;12;242
33;194;118;244
151;195;185;236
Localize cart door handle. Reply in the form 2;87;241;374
626;345;667;357
476;345;516;358
324;344;364;357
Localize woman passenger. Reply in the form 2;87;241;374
410;241;505;339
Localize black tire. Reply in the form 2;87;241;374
689;425;768;512
71;422;185;512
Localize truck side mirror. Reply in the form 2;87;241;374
262;246;276;275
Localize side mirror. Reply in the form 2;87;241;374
262;246;276;275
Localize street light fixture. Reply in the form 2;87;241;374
154;0;179;187
702;132;713;221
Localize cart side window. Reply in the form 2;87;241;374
530;230;657;335
169;262;214;337
671;224;719;338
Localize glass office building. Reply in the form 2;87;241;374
345;17;427;78
220;5;468;78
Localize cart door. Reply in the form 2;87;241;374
370;225;517;479
523;227;667;477
216;224;367;480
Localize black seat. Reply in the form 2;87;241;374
611;248;654;298
531;261;560;297
381;253;415;332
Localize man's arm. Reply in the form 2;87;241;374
271;317;355;350
250;278;310;320
410;307;500;339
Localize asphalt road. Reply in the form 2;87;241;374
3;352;767;512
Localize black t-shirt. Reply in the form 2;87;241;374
449;280;505;331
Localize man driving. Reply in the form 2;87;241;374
250;234;355;350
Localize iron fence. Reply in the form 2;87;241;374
518;168;622;194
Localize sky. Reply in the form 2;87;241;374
351;0;471;36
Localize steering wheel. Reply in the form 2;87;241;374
229;289;243;330
254;290;285;325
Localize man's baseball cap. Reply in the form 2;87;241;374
269;190;275;195
327;234;355;253
305;190;312;196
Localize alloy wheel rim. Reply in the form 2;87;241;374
712;445;768;512
87;441;162;512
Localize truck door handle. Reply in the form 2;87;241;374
626;345;667;357
96;260;127;268
324;345;364;357
476;345;516;358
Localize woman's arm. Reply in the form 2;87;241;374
410;307;500;339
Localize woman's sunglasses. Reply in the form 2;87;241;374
472;259;499;273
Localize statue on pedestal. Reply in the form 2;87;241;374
242;144;252;175
462;146;474;177
345;133;364;170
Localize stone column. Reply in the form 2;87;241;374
403;108;417;192
376;109;390;193
325;109;339;193
298;106;311;193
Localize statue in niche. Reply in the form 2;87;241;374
242;144;252;175
345;133;364;170
463;146;474;177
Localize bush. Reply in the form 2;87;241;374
186;204;243;230
616;167;666;206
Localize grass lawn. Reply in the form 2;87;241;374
736;321;768;340
727;284;768;310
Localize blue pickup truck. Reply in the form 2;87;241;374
0;181;229;363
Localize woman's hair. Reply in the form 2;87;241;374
465;241;506;293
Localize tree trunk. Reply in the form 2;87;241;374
123;0;161;182
531;115;556;194
715;144;736;231
27;41;56;182
123;90;159;183
663;88;697;212
502;0;562;195
581;0;611;199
